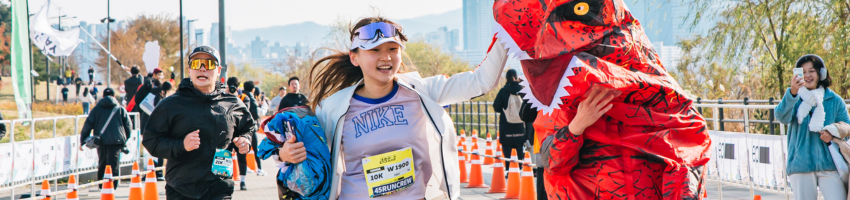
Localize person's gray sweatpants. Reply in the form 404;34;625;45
790;171;847;200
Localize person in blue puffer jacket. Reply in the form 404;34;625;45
257;107;331;200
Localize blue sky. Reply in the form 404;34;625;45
22;0;463;30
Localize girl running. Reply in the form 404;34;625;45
275;16;509;199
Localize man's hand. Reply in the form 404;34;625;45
277;135;307;164
568;87;616;136
820;131;833;144
79;145;84;151
233;137;251;154
184;130;201;151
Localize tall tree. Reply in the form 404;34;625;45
94;14;184;85
683;0;850;98
0;3;11;76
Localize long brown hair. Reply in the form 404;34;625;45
308;17;409;109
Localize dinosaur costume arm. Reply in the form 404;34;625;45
548;126;584;175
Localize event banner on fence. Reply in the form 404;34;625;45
12;142;33;183
0;130;140;185
707;131;786;188
121;130;141;163
0;145;12;184
34;138;57;177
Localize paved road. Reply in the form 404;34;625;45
0;136;802;200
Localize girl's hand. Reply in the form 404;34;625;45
278;135;306;164
790;75;804;96
568;87;616;135
820;131;833;144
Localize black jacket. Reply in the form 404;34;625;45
276;93;309;111
124;74;143;102
242;92;260;122
80;97;132;146
152;87;165;106
132;78;153;131
0;112;6;140
492;82;526;145
520;96;538;144
142;78;255;199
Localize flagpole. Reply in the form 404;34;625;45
25;0;36;196
179;0;184;82
106;0;111;88
28;3;33;105
219;0;226;82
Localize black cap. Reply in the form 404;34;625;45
188;46;221;62
103;88;115;97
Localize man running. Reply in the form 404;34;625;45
275;77;308;110
142;46;255;200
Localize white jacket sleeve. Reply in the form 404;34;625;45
420;37;508;106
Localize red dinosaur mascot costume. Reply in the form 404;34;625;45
492;0;711;199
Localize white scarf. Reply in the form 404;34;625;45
797;87;826;132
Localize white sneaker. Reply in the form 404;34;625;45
246;169;254;174
256;169;267;176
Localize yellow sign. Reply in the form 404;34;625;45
361;147;415;198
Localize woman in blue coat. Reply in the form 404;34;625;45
776;54;850;200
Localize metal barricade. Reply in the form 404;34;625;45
0;112;142;198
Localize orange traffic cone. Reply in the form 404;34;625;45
68;174;78;190
470;134;478;160
232;151;241;182
518;152;536;200
461;130;469;162
246;147;258;172
147;158;156;172
457;141;468;184
100;178;116;200
66;190;79;200
464;143;489;188
129;175;144;200
103;165;113;180
40;179;51;199
753;195;761;200
144;171;161;200
132;162;141;176
501;149;521;200
484;132;494;165
496;140;504;157
487;144;507;193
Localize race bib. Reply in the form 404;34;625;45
211;149;233;177
361;147;415;198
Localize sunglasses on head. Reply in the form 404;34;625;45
355;22;399;40
188;59;219;70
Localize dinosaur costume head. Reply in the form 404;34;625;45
494;0;709;168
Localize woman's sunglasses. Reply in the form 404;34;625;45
354;22;398;40
188;59;219;70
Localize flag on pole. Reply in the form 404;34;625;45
11;0;33;120
29;3;83;56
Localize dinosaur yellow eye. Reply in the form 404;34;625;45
574;2;589;16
